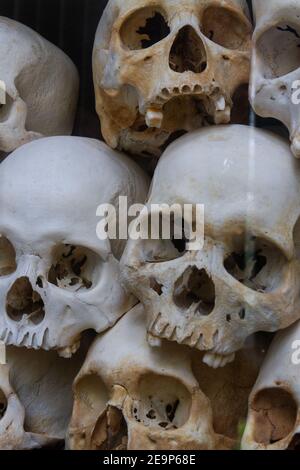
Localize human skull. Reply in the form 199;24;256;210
242;320;300;450
68;303;254;451
0;345;86;450
121;125;300;367
250;0;300;158
0;137;149;357
93;0;252;159
0;17;79;155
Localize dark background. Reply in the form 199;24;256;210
0;0;261;143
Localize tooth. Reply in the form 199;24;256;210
58;341;80;358
203;352;235;369
145;108;163;129
147;332;163;348
151;311;162;331
215;96;226;111
165;324;176;340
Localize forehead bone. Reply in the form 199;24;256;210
148;125;300;253
0;137;147;240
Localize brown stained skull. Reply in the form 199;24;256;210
68;304;260;451
242;320;300;450
93;0;252;159
68;305;268;450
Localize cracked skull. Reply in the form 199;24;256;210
0;16;79;155
67;303;251;451
250;0;300;158
0;137;149;357
121;125;300;367
242;320;300;450
93;0;252;159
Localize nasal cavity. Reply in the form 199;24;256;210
173;266;215;315
169;26;207;73
6;276;45;325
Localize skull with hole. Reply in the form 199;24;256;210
93;0;252;159
0;17;79;156
0;345;86;450
250;0;300;158
121;125;300;367
68;303;241;451
242;320;300;450
0;137;149;357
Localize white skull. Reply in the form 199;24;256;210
242;321;300;450
121;125;300;367
0;137;149;357
0;345;86;450
68;304;262;450
250;0;300;158
93;0;252;159
0;17;79;155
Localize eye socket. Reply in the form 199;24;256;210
141;215;187;263
132;374;191;430
0;235;16;277
120;7;170;50
74;374;109;424
256;23;300;79
224;235;287;293
48;244;101;291
202;6;250;50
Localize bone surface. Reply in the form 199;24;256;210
93;0;252;159
242;320;300;450
0;345;86;450
0;137;149;356
68;303;263;450
121;125;300;365
0;17;79;154
250;0;300;158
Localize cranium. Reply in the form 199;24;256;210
242;320;300;450
68;303;263;450
0;137;149;357
0;16;79;155
0;345;86;450
93;0;252;159
250;0;300;158
121;125;300;367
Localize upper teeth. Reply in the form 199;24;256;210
203;352;235;369
145;108;164;129
215;96;226;111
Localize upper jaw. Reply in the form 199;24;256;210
142;83;231;130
